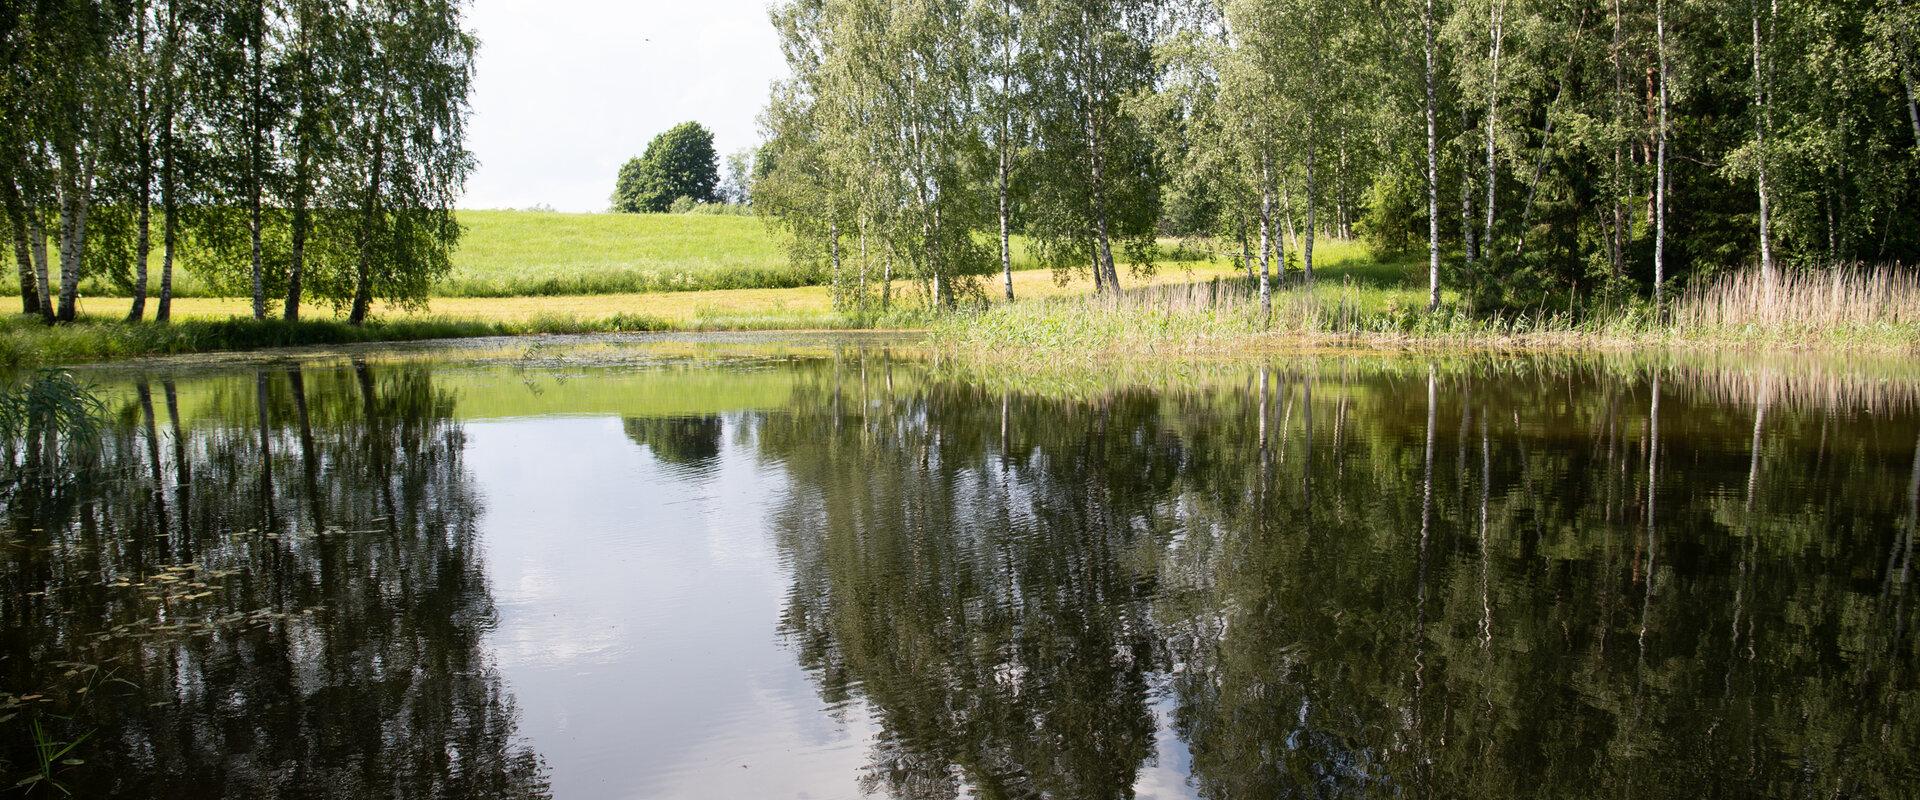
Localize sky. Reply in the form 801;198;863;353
460;0;788;212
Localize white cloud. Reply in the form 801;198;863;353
461;0;787;212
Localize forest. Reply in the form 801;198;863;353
756;0;1920;315
0;0;474;325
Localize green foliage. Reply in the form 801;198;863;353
754;0;1920;323
1357;168;1425;257
0;0;476;326
612;121;721;213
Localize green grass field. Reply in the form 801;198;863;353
3;210;1214;299
1;211;806;298
441;211;802;295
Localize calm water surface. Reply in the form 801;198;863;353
2;335;1917;798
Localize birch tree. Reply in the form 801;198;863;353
1024;0;1162;294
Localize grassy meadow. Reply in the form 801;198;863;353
441;211;797;295
3;210;804;298
3;209;1216;300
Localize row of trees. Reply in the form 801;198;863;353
0;0;476;324
757;0;1920;313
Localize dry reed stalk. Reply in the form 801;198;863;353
1674;265;1920;332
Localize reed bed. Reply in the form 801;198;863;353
1672;265;1920;334
933;265;1920;356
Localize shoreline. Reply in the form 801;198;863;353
6;312;1914;373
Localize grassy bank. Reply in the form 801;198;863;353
0;257;1255;367
930;264;1920;356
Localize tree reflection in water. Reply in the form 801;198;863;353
767;353;1920;799
0;348;1914;800
0;362;548;799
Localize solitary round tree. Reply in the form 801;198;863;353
612;122;721;213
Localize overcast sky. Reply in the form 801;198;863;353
461;0;788;212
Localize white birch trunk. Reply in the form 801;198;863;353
1482;0;1504;265
1750;0;1775;301
1259;150;1274;319
1655;0;1670;312
1424;0;1442;311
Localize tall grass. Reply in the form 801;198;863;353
933;265;1920;355
1672;265;1920;335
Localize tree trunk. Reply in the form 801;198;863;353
999;9;1016;303
29;214;52;320
4;182;37;314
287;193;308;320
9;219;33;314
1610;0;1626;288
829;215;841;308
1279;182;1295;277
248;3;267;321
249;189;265;320
130;183;151;321
1460;104;1477;279
1901;39;1920;148
1258;150;1274;320
1749;0;1774;298
286;97;312;321
999;143;1013;302
155;1;179;323
1654;0;1670;312
1239;219;1253;284
1481;0;1504;271
129;7;153;321
350;124;387;326
55;153;91;322
158;200;175;321
1090;245;1104;294
858;217;870;307
1086;103;1119;294
1423;0;1442;311
1304;134;1317;283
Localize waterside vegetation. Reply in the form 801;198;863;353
931;264;1920;356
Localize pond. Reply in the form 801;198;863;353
2;334;1917;798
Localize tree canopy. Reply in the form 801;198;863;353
759;0;1920;315
0;0;477;325
612;121;721;213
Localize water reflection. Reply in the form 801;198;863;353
767;353;1920;798
1;343;1916;798
0;363;548;798
623;416;725;477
